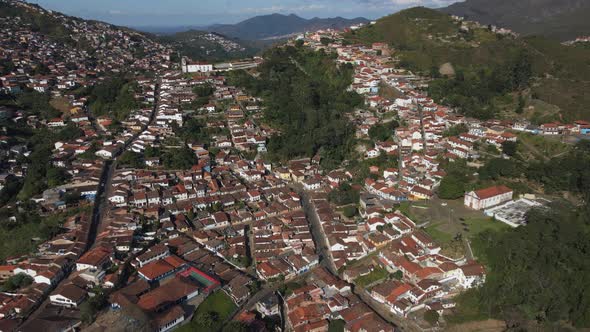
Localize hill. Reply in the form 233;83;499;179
440;0;590;41
158;30;258;62
345;7;590;122
208;13;369;41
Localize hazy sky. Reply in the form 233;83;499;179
28;0;458;27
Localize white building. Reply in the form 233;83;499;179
181;57;213;73
464;185;513;210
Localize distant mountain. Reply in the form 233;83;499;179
440;0;590;41
207;13;369;41
133;25;209;36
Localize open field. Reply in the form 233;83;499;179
405;198;510;258
354;266;389;288
176;290;236;332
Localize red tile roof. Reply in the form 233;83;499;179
473;185;512;200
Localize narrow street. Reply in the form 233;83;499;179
21;79;161;328
294;186;411;331
295;186;338;275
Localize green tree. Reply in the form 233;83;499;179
479;158;521;180
119;151;144;169
438;175;465;199
328;319;345;332
368;121;399;141
342;206;357;218
320;37;333;46
222;321;249;332
443;123;468;137
193;83;214;97
501;141;518;157
424;310;439;325
328;183;360;206
0;273;33;292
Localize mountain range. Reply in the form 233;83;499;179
206;14;369;41
440;0;590;41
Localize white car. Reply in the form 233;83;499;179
441;202;448;206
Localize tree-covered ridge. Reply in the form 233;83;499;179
345;7;590;122
229;45;363;169
159;30;256;62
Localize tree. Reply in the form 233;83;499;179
119;151;144;169
479;158;521;180
0;273;33;292
328;319;345;332
193;83;214;97
320;37;333;46
162;147;196;170
438;175;465;199
80;288;108;324
424;310;440;325
342;205;357;218
443;123;468;137
222;321;249;332
391;270;403;280
46;166;70;188
501;141;518;157
328;183;360;206
232;46;362;167
516;93;525;114
368;121;399;141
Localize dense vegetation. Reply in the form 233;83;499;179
428;50;532;119
0;207;88;261
5;126;73;201
86;75;140;121
345;7;590;121
328;183;360;206
450;142;590;328
228;45;363;169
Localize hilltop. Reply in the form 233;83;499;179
208;13;369;41
345;7;590;122
440;0;590;41
158;30;258;62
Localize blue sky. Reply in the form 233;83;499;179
28;0;459;27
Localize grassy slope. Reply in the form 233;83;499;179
345;7;590;121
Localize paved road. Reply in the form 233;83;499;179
21;79;161;329
296;187;338;275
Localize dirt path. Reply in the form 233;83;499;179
446;319;505;332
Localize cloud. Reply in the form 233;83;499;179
355;0;456;7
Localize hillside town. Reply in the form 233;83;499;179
0;1;589;332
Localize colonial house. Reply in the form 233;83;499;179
464;185;513;210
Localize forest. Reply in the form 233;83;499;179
228;45;363;169
427;50;532;119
